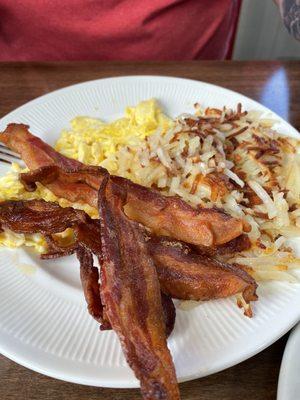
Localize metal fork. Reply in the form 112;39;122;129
0;144;21;164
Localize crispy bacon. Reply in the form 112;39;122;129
76;245;106;325
74;219;102;256
115;176;245;246
1;123;245;246
0;123;83;170
161;292;176;338
195;234;252;257
0;198;109;328
76;233;176;336
21;164;245;246
0;198;108;323
20;165;101;207
148;235;258;305
0;198;176;338
0;198;103;259
42;234;77;259
0;199;88;234
73;234;177;336
98;176;180;399
0;198;256;310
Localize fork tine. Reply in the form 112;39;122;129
0;149;20;160
0;144;13;150
0;157;12;165
0;143;20;158
0;142;21;164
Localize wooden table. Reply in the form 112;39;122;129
0;61;299;400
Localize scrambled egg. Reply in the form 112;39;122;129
0;99;171;253
55;99;171;172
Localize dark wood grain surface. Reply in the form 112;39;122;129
0;61;299;400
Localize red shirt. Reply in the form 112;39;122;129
0;0;241;61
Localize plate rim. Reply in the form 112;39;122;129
0;75;300;388
1;307;300;388
277;323;300;400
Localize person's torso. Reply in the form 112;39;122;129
0;0;240;60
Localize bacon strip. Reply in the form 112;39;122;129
21;164;244;246
160;292;176;338
74;219;102;256
0;200;105;323
0;198;256;312
21;165;101;207
115;176;245;246
75;241;177;336
42;234;78;259
98;176;180;399
1;123;245;246
76;245;105;325
148;236;258;305
0;198;176;337
0;123;83;170
0;199;88;234
0;198;103;259
0;198;110;328
195;234;252;257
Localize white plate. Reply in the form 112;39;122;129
277;323;300;400
0;76;300;388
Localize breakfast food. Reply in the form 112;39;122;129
2;123;245;247
1;101;299;276
147;235;257;308
0;99;299;399
98;176;180;399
